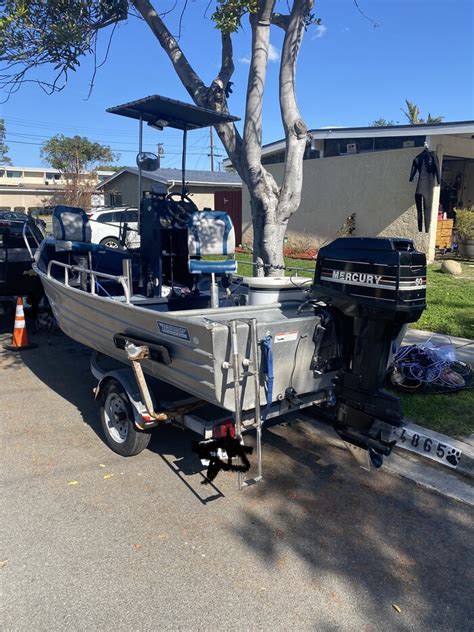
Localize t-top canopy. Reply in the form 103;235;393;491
107;94;240;130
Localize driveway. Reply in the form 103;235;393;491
1;323;473;631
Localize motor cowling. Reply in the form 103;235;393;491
311;237;426;466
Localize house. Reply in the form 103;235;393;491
0;166;114;213
96;167;243;243
225;120;474;261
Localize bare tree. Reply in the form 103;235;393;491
1;0;316;275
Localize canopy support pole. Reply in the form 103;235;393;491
138;115;143;228
181;125;187;197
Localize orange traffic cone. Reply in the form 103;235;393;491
3;297;37;351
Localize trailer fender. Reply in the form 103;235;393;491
94;370;156;430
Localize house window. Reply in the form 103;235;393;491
110;192;123;207
261;150;286;165
6;170;23;178
45;172;61;180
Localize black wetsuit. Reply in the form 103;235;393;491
409;149;441;232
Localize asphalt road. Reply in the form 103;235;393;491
1;318;473;631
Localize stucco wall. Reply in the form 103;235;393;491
242;147;434;256
0;190;60;211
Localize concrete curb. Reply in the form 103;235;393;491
396;421;474;481
292;413;474;505
297;411;473;482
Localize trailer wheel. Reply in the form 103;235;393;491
99;381;151;457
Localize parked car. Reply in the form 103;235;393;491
87;207;139;249
0;211;45;311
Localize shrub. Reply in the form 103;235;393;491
456;210;474;240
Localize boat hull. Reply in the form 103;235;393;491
36;267;334;412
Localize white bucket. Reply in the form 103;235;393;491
242;276;310;305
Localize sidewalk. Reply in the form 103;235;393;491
404;328;474;364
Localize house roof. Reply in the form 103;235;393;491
223;120;474;164
96;166;242;190
1;166;115;176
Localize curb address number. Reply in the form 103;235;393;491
395;427;462;469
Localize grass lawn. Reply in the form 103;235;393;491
235;254;474;339
398;389;474;438
234;253;473;438
234;252;315;278
410;262;474;340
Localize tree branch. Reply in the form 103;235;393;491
243;0;276;176
216;32;235;91
131;0;208;102
131;0;245;181
277;0;313;221
271;13;290;30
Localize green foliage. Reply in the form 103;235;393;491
0;0;128;92
402;99;444;125
455;210;474;241
0;118;12;164
96;164;124;172
371;118;396;127
211;0;258;34
41;134;115;174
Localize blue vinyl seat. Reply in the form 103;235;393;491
52;205;98;253
188;258;237;275
187;211;237;307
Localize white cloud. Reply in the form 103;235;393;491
313;24;327;39
238;42;280;65
268;43;280;62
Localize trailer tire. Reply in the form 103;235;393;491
99;380;151;457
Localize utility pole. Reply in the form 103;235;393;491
209;127;214;172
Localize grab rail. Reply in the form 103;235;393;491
22;221;41;259
47;259;131;304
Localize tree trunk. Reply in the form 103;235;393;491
132;0;313;277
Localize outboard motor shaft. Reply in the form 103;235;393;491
312;237;426;467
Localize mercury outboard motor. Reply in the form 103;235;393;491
312;237;426;467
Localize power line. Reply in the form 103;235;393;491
5;138;212;156
4;115;189;138
6;130;211;151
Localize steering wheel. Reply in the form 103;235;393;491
166;192;198;210
165;192;198;228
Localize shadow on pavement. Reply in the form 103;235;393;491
228;421;474;630
5;325;473;628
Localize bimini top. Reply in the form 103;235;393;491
107;94;240;130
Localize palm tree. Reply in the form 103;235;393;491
402;99;443;125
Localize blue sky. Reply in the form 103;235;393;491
1;0;473;170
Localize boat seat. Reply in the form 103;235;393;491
187;210;236;275
188;258;237;275
53;205;92;242
187;210;236;308
53;239;108;254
